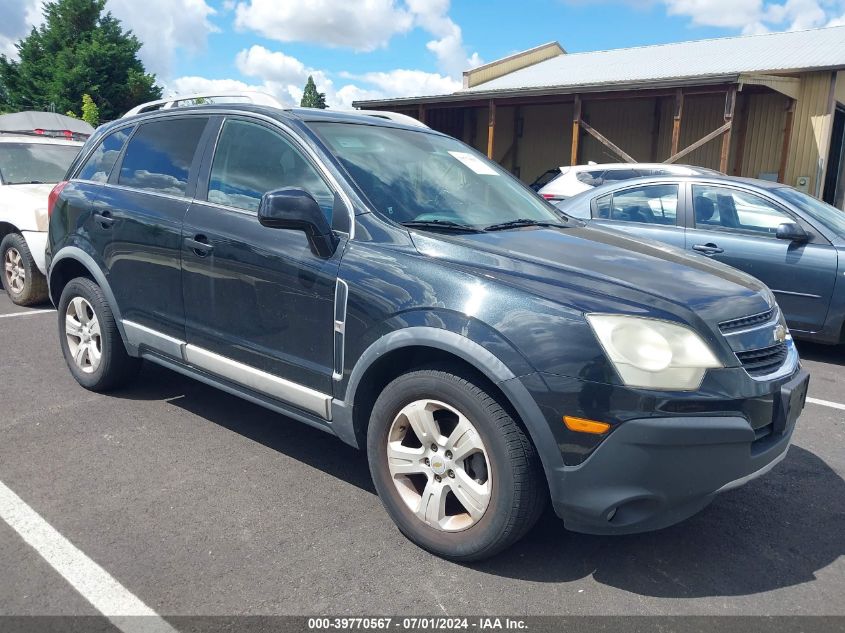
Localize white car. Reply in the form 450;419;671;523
537;162;720;201
1;134;83;305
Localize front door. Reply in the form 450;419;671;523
685;183;837;334
181;117;344;408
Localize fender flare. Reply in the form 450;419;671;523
48;246;132;352
333;326;565;490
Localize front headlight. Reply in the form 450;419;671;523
586;314;723;391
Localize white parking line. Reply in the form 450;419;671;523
0;480;177;633
807;397;845;412
0;309;55;319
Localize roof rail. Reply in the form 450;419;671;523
354;109;429;129
122;91;431;129
122;91;283;118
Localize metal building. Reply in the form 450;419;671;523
354;27;845;209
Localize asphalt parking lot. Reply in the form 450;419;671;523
1;290;843;619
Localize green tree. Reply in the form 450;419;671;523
81;93;99;126
0;0;161;121
300;75;327;109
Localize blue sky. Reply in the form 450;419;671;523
3;0;845;108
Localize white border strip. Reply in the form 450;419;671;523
807;397;845;412
0;480;177;633
0;309;54;319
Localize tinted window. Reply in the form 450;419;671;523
596;184;678;225
208;119;334;218
0;143;80;184
693;185;792;235
576;170;605;185
118;118;207;196
78;128;131;182
601;169;640;182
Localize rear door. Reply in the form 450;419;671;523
684;183;837;334
93;116;212;340
181;116;345;405
589;182;686;249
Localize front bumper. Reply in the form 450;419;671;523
21;230;48;275
535;367;809;535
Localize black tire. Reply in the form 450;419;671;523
367;368;546;561
57;277;140;391
1;232;48;306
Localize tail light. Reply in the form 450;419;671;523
541;193;556;200
48;181;68;217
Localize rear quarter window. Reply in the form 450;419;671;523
77;128;132;183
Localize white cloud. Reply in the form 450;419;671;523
405;0;483;76
345;69;461;96
107;0;218;78
234;0;413;52
652;0;845;31
0;0;42;58
233;0;481;78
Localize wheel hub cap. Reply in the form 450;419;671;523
65;297;102;374
4;247;25;294
387;399;492;532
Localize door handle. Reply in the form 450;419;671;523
692;243;724;255
185;235;213;257
94;210;114;228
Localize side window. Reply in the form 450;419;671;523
593;193;612;219
118;118;208;196
692;185;792;235
78;128;131;182
603;184;678;225
208;119;334;220
601;168;640;183
576;169;605;186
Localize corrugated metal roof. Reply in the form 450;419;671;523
465;26;845;93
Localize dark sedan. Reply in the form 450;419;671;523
557;175;845;344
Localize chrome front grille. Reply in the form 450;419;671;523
735;342;788;377
719;309;774;334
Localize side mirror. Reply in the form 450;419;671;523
775;222;809;243
258;188;338;257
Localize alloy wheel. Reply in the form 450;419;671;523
65;297;102;374
3;247;25;294
387;399;492;532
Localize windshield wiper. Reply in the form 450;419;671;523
483;218;568;232
402;220;481;233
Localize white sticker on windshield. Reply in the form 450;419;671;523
448;151;499;176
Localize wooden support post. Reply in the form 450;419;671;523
417;104;426;125
719;86;737;173
732;94;750;176
571;95;581;166
487;99;496;160
670;89;684;157
778;99;797;184
650;98;662;162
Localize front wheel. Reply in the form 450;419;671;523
367;368;545;561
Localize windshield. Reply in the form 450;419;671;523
311;122;563;229
776;187;845;236
0;142;80;184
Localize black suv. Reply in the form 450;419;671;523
46;105;809;561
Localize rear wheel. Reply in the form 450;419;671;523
1;233;48;306
58;277;140;391
367;368;545;561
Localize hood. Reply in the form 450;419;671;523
410;224;771;325
0;183;54;231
